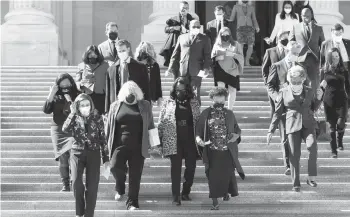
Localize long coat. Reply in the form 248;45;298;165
195;107;245;180
157;98;201;157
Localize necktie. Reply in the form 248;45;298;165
120;61;129;85
305;25;311;39
217;20;222;34
112;41;117;58
191;35;196;44
281;48;285;59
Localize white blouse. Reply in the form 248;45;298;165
269;13;300;42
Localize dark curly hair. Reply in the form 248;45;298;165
82;45;104;64
55;73;79;100
170;76;194;100
209;87;228;99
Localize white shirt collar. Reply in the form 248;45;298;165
108;39;117;44
121;56;131;64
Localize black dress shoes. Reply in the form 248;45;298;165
292;186;301;192
284;167;291;176
172;196;181;206
181;194;191;201
61;185;70;192
306;179;317;187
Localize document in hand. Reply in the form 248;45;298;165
102;164;111;180
198;70;208;78
149;128;161;147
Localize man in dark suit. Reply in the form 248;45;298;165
266;41;302;176
267;65;323;192
262;30;289;118
223;2;237;40
320;23;350;70
289;8;325;94
105;39;150;112
205;5;232;48
98;22;120;66
166;20;212;105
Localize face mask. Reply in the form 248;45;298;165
333;35;343;43
79;106;91;117
108;32;118;40
288;54;298;62
118;51;129;61
242;1;248;4
191;28;200;36
213;102;225;109
280;39;289;46
284;8;292;14
176;90;188;101
125;94;136;104
221;35;230;42
290;84;303;95
216;15;223;20
88;58;98;64
137;52;149;62
60;86;72;94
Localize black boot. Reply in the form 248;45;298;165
330;131;337;158
337;131;345;151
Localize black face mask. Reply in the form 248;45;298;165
125;94;136;104
60;86;72;94
242;1;248;4
213;102;225;109
137;52;149;62
221;35;230;42
280;39;289;46
108;32;118;40
88;58;98;64
176;90;188;101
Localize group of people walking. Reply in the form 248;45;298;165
42;0;349;216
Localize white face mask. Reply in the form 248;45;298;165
333;35;343;43
118;51;129;61
191;28;200;36
288;54;298;62
284;8;292;14
216;15;223;20
290;84;303;95
79;106;91;117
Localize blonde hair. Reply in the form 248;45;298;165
134;41;157;63
118;81;144;102
287;65;307;84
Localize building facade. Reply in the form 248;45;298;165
1;0;350;66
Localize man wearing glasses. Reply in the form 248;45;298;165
166;20;212;105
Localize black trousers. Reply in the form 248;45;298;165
90;92;106;115
170;142;197;197
58;150;70;186
70;148;101;217
110;146;145;200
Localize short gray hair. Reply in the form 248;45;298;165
287;65;307;84
118;81;144;102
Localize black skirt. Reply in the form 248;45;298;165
213;61;240;91
207;149;236;198
50;125;74;161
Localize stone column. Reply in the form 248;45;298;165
1;0;60;66
309;0;349;39
141;0;199;65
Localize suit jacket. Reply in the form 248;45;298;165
105;58;150;113
262;46;285;85
195;107;245;180
147;61;163;101
205;19;231;47
98;40;119;66
106;100;154;159
157;98;201;157
289;22;325;62
230;4;259;29
267;59;290;101
269;85;322;134
168;33;212;77
320;38;350;68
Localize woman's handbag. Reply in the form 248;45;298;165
315;105;330;141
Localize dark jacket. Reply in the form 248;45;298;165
105;58;150;113
195;107;245;180
146;61;163;101
262;46;285;85
320;39;350;69
267;59;290;101
106;100;155;159
205;19;231;47
160;13;194;67
62;109;109;163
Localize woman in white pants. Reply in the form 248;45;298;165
211;27;244;110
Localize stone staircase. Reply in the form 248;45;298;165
1;66;350;217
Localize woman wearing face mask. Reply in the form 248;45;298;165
43;73;79;192
267;65;323;192
211;27;244;110
62;93;109;217
320;48;350;158
157;77;201;206
105;81;155;210
76;45;109;115
265;1;299;45
135;41;163;106
195;87;245;210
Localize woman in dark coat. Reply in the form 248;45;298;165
195;87;245;210
157;76;201;205
135;41;163;106
42;73;79;191
320;47;350;158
